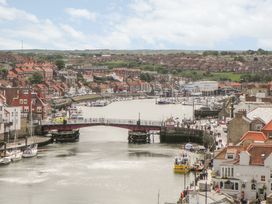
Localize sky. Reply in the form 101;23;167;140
0;0;272;50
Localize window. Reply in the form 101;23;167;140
251;184;256;190
222;168;224;177
270;171;272;179
19;99;23;104
227;154;234;160
37;106;42;112
235;183;239;190
228;168;230;177
24;106;29;112
269;133;272;138
271;183;272;191
24;99;28;105
261;176;265;181
220;181;223;188
231;168;234;177
224;180;234;190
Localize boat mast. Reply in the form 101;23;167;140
30;97;33;138
14;108;17;147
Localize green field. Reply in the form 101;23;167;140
178;70;241;82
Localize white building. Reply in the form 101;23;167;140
213;143;272;202
183;81;218;95
4;107;21;132
0;102;4;140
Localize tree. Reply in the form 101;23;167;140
28;72;43;84
55;59;65;70
140;73;154;82
0;67;8;78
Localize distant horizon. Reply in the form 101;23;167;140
0;48;270;53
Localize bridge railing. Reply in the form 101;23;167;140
41;117;164;127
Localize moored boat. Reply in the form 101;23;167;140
52;129;80;143
174;151;191;174
8;149;23;162
0;156;11;165
191;160;204;172
22;144;38;158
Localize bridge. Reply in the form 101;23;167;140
41;117;164;133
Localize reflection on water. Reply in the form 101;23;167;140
128;150;172;158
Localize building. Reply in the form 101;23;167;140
183;81;218;95
227;110;266;145
262;120;272;139
213;143;272;202
113;68;141;78
227;111;251;145
0;87;48;120
247;107;272;124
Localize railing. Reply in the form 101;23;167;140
41;117;164;127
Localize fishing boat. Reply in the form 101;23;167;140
174;151;191;174
22;144;38;158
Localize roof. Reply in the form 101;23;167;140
262;120;272;131
240;131;267;142
247;107;272;124
214;146;245;160
247;143;272;165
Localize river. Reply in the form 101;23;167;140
0;99;197;204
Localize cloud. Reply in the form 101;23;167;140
0;4;38;22
97;0;272;49
65;8;96;21
2;0;272;50
0;0;7;5
60;24;86;40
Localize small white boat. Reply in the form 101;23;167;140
22;144;38;158
185;143;193;151
8;149;23;162
0;157;11;165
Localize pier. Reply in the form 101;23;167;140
0;136;52;151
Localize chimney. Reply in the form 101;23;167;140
235;109;247;118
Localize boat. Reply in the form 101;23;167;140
191;160;204;172
156;98;171;105
22;144;38;158
174;151;191;174
0;156;11;165
185;143;193;151
8;149;23;162
52;129;80;143
91;100;109;107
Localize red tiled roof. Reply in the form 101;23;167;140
240;131;267;142
214;146;245;160
262;120;272;131
247;143;272;165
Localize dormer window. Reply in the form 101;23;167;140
227;154;234;160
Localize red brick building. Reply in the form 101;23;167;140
0;87;48;120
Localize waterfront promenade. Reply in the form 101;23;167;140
0;136;51;150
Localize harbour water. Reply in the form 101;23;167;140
0;99;197;204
